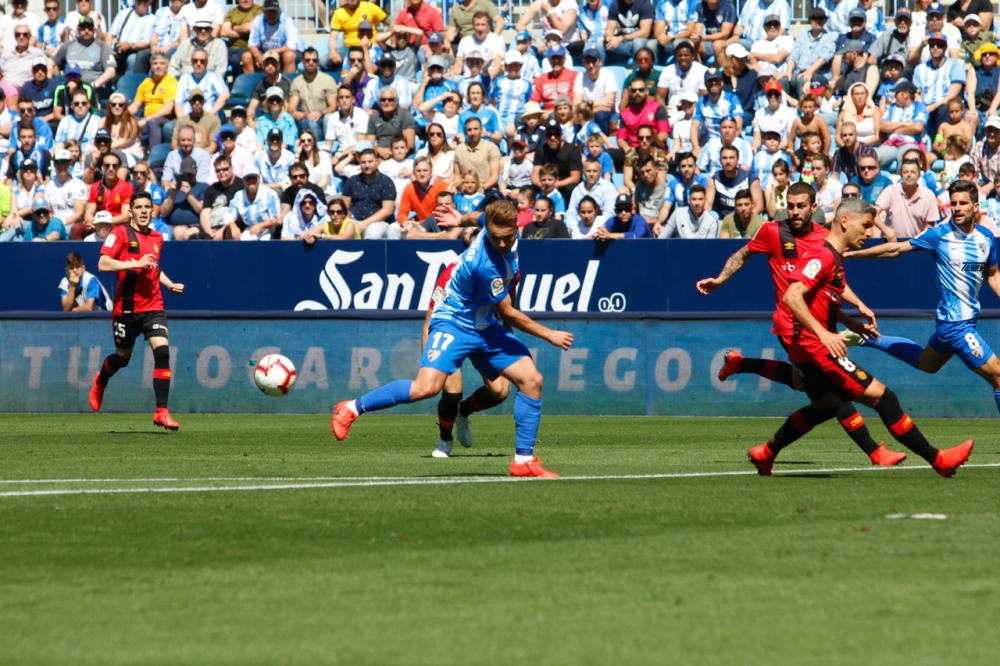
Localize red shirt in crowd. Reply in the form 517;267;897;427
530;68;579;110
395;2;445;45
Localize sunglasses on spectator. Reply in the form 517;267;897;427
331;209;346;216
72;101;89;107
291;172;307;179
428;131;444;137
629;87;645;93
350;58;364;63
301;199;316;206
192;58;208;64
380;97;397;103
859;165;878;171
19;107;33;114
215;166;230;173
638;135;653;141
843;191;860;198
110;102;125;108
134;169;149;176
104;162;120;169
15;32;30;38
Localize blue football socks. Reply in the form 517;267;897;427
863;334;923;369
513;392;542;456
356;380;413;415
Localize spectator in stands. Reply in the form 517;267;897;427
364;87;416;159
633;156;667;221
749;13;793;81
20;59;57;126
913;33;965;136
45;149;88;234
837;82;881;149
875;80;928;169
697;116;752;176
255;87;298;151
658;184;718;239
331;0;389;67
911;4;961;64
712;144;762;219
574;0;609;61
284;190;330;241
871;8;914;65
4;126;46;189
213;124;252;179
326;84;368;158
653;0;695;63
342;147;397;239
163;125;212;187
604;0;655;66
256;129;295;192
459;82;501;143
246;52;292;124
830;8;878;75
0;0;40;52
277;162;324;223
830;39;877;96
108;0;155;75
373;26;422;82
63;0;106;42
8;98;53;157
172;89;219;153
285;52;336;143
170;20;227;78
394;0;446;46
233;166;281;240
51;63;98;121
656;40;707;112
38;1;64;58
11;199;67;242
717;188;766;239
521;195;570;239
658;151;713;225
151;0;188;61
618;82;670;151
490;52;531;139
786;8;837;100
453;116;500;190
832;121;877;178
60;252;107;311
565;158;617;233
180;0;225;38
176;50;230;117
751;82;796;151
692;69;744;154
875;158;940;238
104;93;143;167
295;130;332;195
690;0;736;64
54;89;99;156
575;49;616;135
850;153;893;203
970;43;1000;121
246;0;299;74
77;151;131;240
199;155;244;240
161;157;207;240
417;122;455;182
221;0;262;76
397;156;447;225
519;0;579;44
453;12;505;79
530;45;577;111
594;193;649;240
447;0;503;44
532;118;581;201
131;53;176;149
971;116;1000;187
1;19;44;90
363;55;416;110
622;125;667;191
55;16;116;92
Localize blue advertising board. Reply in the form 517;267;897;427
2;316;997;417
3;240;994;315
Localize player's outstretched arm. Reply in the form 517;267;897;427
496;296;573;350
842;283;876;329
696;245;751;294
783;282;847;358
159;272;184;295
844;240;913;260
98;254;156;273
838;310;879;339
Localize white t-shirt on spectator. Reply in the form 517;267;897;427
579;68;619;109
179;0;225;34
456;33;506;74
658;62;708;109
750;35;794;79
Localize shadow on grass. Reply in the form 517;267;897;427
419;452;509;459
418;471;508;478
106;431;174;436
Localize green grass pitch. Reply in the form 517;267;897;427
1;414;998;665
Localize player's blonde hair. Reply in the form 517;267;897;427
485;200;518;229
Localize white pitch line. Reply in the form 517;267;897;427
0;475;419;485
1;462;998;498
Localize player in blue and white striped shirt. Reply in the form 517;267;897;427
845;179;1000;413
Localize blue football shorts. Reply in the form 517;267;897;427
928;319;996;370
420;319;531;380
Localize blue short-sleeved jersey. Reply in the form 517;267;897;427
431;229;519;332
909;221;998;322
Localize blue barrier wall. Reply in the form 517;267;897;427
4;240;997;314
2;317;998;417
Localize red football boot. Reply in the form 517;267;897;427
747;443;775;476
88;372;105;412
718;349;743;381
153;408;180;431
330;400;357;441
869;443;907;467
932;439;974;478
508;457;559;478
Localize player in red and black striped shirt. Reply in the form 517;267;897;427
89;191;185;431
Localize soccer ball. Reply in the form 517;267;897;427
254;354;297;396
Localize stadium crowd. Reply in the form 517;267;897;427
3;0;1000;243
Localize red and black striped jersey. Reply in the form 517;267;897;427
100;223;165;316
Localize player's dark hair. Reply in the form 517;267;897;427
948;178;978;200
787;181;816;203
734;188;752;201
689;184;707;197
130;190;153;206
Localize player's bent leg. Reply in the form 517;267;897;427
434;377;463;458
752;396;839;475
833;400;904;464
859;332;928;370
332;368;448;441
722;352;800;390
91;348;132;412
455;376;510;448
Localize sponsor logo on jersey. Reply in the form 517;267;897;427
855;370;867;381
490;278;504;296
783;242;795;251
802;258;822;279
103;235;116;248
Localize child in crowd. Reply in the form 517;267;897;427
454;170;485;215
764;159;791;219
941;135;973;188
516;186;537;228
514;102;545;154
857;0;885;35
521;194;571;239
573;102;602;148
584;133;614;180
792;131;823;180
64;139;84;180
787;94;831;156
668;92;696;162
458;53;490;99
751;130;794;190
231;107;257;154
536;164;566;219
499;139;534;197
378;137;414;206
934;99;975;158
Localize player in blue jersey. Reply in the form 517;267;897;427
845;179;1000;413
330;199;574;478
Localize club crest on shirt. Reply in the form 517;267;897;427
103;235;116;248
490;277;504;296
802;258;822;279
427;350;441;361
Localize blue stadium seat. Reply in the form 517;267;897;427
605;66;628;92
228;72;264;108
114;73;146;102
148;142;171;175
